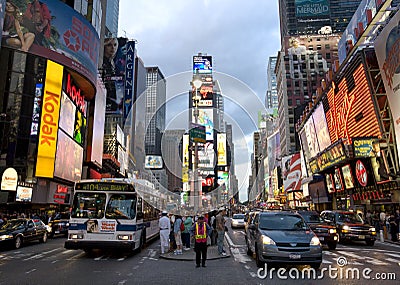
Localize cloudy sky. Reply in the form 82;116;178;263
119;0;281;202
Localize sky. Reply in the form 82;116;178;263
119;0;281;202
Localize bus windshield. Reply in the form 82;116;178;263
105;194;137;219
71;193;106;219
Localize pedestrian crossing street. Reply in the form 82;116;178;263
230;244;400;267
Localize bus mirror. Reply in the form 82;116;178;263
137;212;144;219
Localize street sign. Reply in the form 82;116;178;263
190;123;206;143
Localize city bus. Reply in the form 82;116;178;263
65;178;164;253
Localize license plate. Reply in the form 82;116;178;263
319;237;324;241
289;254;301;259
358;235;365;239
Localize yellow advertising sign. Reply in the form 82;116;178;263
217;133;227;166
36;60;63;177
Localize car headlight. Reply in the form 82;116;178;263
262;235;276;245
329;228;336;234
310;236;321;246
369;227;375;232
0;234;13;240
342;225;350;232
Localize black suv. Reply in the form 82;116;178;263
48;212;70;238
321;210;376;246
297;211;338;250
245;211;322;268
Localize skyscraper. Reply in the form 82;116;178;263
266;56;278;109
105;0;120;37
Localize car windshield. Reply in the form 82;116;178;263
233;214;244;219
259;214;309;230
1;220;25;230
302;213;324;223
337;213;363;224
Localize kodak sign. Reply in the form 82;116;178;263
35;60;63;177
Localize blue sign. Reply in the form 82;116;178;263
124;40;136;120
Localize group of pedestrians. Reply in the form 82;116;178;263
366;208;400;242
158;207;228;267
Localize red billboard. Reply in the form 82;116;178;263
325;64;381;144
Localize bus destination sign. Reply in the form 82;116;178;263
75;182;134;192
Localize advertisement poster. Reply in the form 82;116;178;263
341;164;354;189
102;37;128;114
282;153;302;192
334;168;343;191
304;116;319;158
196;109;214;141
2;0;99;84
193;55;212;74
325;173;335;193
312;103;331;152
374;10;400;161
16;186;32;202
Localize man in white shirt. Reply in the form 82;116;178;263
159;211;170;254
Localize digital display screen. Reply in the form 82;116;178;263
75;182;134;192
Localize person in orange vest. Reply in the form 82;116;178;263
190;215;211;268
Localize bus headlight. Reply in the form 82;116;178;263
118;235;132;240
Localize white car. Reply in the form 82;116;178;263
231;213;245;228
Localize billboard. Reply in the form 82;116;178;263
295;0;330;18
194;108;214;141
325;64;381;144
282;153;302;192
102;37;128;114
374;10;400;161
304;115;319;158
145;155;163;169
198;142;214;169
353;137;380;157
193;55;212;74
217;133;227;166
89;76;106;167
54;129;83;181
16;186;32;202
36;60;63;178
342;164;355;189
124;40;136;120
338;0;388;64
30;83;43;136
312;103;331;152
2;0;99;85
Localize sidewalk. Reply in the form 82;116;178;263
160;240;230;261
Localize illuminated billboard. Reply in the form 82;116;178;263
194;109;214;141
217;133;227;166
16;186;32;202
54;129;83;181
374;9;400;161
2;0;100;85
312;103;331;152
325;64;381;144
193;55;212;74
342;164;355;189
145;155;163;169
36;60;63;178
198;142;214;169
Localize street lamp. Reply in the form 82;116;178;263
192;77;202;214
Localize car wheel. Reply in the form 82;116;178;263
366;240;375;246
15;236;22;249
40;232;48;243
255;245;265;268
327;242;337;250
